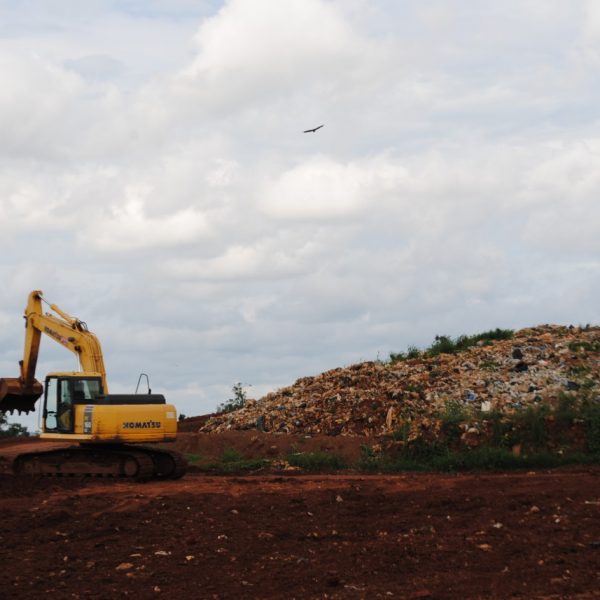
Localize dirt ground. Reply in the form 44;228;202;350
174;430;373;464
1;437;600;599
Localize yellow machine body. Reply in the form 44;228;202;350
40;402;178;443
38;371;177;443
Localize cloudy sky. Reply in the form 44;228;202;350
2;0;599;429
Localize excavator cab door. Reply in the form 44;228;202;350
43;376;103;434
43;377;73;433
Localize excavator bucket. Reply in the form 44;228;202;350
0;377;43;414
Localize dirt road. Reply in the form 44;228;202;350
1;449;600;599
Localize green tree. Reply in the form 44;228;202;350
0;412;30;438
217;383;248;414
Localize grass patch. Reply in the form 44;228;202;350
358;445;425;472
185;453;203;464
582;399;600;454
426;329;514;356
508;404;550;448
207;457;271;473
286;451;347;471
390;422;410;442
482;409;512;447
361;394;600;473
554;393;579;426
197;447;271;473
221;447;243;463
358;447;600;473
403;437;449;461
389;345;421;362
480;359;499;371
430;448;600;472
569;340;600;353
439;400;469;445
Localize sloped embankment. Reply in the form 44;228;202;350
200;325;599;443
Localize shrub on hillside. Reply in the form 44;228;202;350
389;328;514;363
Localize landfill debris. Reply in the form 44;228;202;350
200;325;599;440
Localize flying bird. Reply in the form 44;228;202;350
304;124;324;133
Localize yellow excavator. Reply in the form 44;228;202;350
0;290;187;480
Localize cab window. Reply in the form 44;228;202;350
79;378;102;400
44;377;59;430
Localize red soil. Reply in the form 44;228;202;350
1;437;600;599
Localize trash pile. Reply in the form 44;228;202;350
200;325;600;438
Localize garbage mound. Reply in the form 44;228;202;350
200;325;600;437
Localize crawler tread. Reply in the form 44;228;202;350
130;446;188;479
12;446;156;481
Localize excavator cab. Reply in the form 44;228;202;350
43;374;103;434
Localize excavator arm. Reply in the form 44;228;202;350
0;290;108;414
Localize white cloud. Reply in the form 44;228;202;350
260;156;406;220
582;0;600;45
82;185;210;251
2;1;600;425
0;53;84;156
64;54;125;81
0;182;67;232
181;0;366;91
161;235;311;281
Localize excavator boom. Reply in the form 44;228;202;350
0;290;107;414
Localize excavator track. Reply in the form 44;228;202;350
135;446;188;480
11;445;187;481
